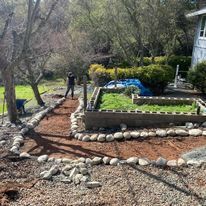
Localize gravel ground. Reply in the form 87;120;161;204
1;152;206;206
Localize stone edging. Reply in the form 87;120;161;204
9;97;66;155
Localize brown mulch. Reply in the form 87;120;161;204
21;97;206;160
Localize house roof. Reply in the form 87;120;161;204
186;7;206;17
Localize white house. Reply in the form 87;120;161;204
187;6;206;66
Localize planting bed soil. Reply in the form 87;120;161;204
21;98;206;160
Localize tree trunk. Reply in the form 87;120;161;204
30;83;45;106
2;67;18;123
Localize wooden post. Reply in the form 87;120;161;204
83;75;87;110
115;67;118;88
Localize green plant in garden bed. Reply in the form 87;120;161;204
98;93;197;113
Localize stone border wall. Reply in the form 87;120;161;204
85;87;206;129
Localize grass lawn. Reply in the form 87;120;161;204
98;93;197;113
0;79;65;114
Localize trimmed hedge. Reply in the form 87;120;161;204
136;56;191;77
89;64;174;95
188;61;206;93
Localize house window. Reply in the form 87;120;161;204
200;16;206;38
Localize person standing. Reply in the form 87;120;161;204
64;72;75;99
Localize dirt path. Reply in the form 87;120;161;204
21;98;206;160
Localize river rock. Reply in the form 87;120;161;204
41;171;52;180
106;134;114;142
80;168;88;175
123;132;131;140
202;122;206;128
156;157;167;166
167;129;176;137
85;181;102;188
175;129;189;136
73;174;83;185
139;158;150;166
114;132;123;140
148;132;156;137
130;131;140;138
0;140;6;146
110;158;119;166
92;157;102;165
189;129;202;137
103;156;110;165
202;131;206;136
90;134;98;141
20;152;31;158
140;131;149;138
37;155;48;163
167;160;177;167
156;130;167;137
97;134;106;142
69;168;79;179
120;123;127;131
85;158;92;165
177;158;186;166
49;165;59;175
82;135;90;142
185;122;194;129
126;157;138;165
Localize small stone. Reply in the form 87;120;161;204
81;175;89;182
37;155;48;163
167;129;176;137
120;123;127;131
41;171;52;180
140;131;148;138
126;157;138;165
92;157;102;165
202;131;206;136
73;174;83;185
177;158;186;166
187;159;202;167
148;132;156;137
62;165;74;174
10;146;20;155
78;157;86;163
189;129;202;137
110;158;119;166
202;122;206;128
85;181;102;188
62;158;72;163
80;168;88;175
49;165;59;175
97;134;106;142
114;132;123;140
76;162;86;168
123;132;131;140
85;158;92;165
103;156;110;165
130;131;140;138
139;158;150;166
82;135;90;142
106;134;114;142
61;177;72;184
156;157;167;166
69;168;79;179
90;134;98;141
48;157;55;162
54;158;62;164
185;122;194;129
78;134;84;141
20;152;31;158
156;130;167;137
194;123;200;128
167;160;177;167
175;129;189;136
20;128;29;135
0;140;6;146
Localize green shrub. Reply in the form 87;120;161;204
188;61;206;93
123;86;140;97
89;64;174;95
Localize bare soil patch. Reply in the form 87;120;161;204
21;98;206;160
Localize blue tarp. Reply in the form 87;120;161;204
104;79;153;96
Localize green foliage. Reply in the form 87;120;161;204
123;86;140;97
188;61;206;93
89;64;174;94
98;93;197;112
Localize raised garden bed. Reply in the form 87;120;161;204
85;87;206;129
